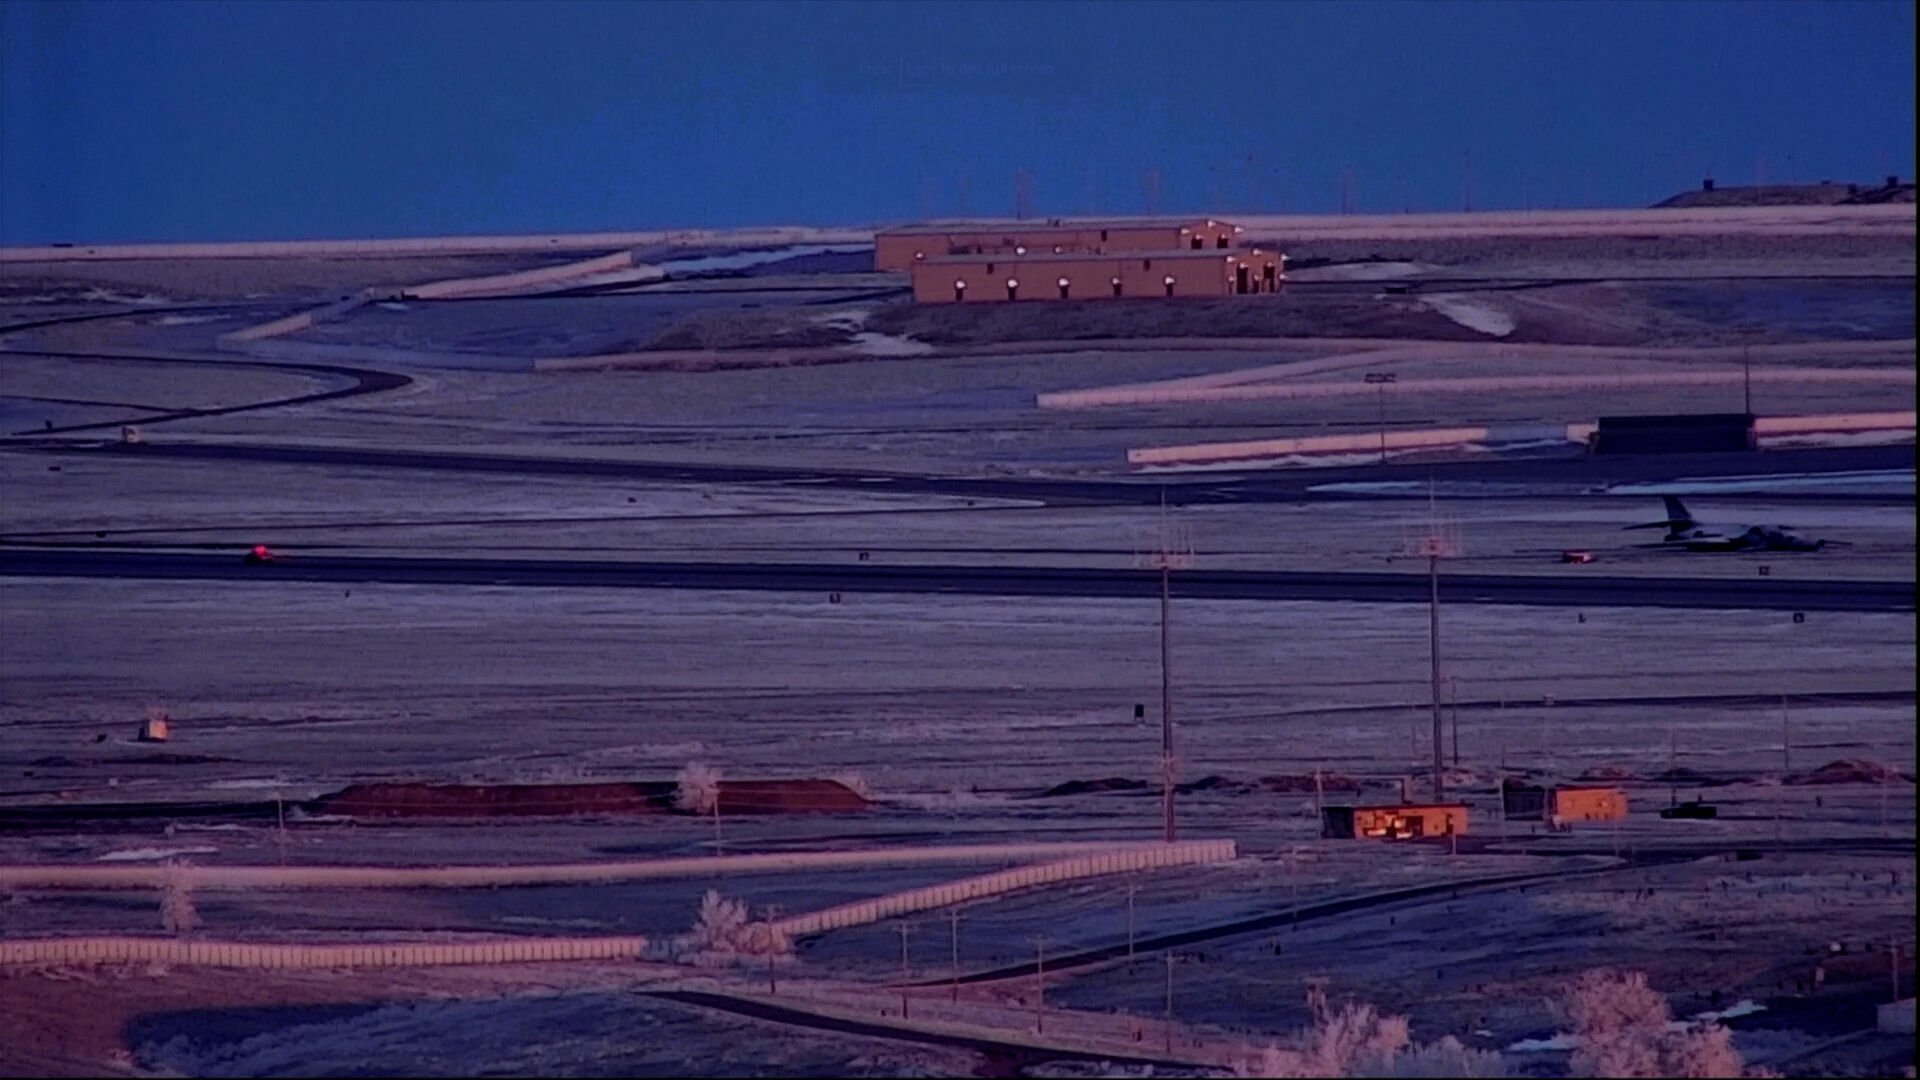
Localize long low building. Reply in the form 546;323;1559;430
910;247;1283;303
876;218;1244;271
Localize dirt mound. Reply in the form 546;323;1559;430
1651;767;1742;788
1785;759;1914;786
1176;774;1254;795
1032;777;1150;798
713;779;872;814
313;778;873;818
314;781;676;818
1256;772;1363;793
1030;774;1266;798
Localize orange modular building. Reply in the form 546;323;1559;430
910;248;1282;304
1322;803;1470;840
1503;783;1629;826
1547;786;1628;826
876;218;1243;271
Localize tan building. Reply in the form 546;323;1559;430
911;247;1282;304
876;218;1244;272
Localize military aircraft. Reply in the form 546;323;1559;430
1626;496;1835;553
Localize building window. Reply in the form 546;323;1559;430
1006;278;1019;301
1100;229;1109;241
1217;236;1228;249
987;263;994;274
1015;246;1027;255
954;280;967;302
1163;274;1176;297
1057;276;1071;299
914;251;925;261
1111;276;1123;297
1142;259;1151;270
1191;236;1203;250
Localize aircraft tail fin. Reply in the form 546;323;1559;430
1625;494;1698;534
1662;496;1694;529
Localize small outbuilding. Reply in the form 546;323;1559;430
1503;782;1628;827
1322;803;1469;840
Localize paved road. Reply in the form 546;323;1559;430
7;438;1912;507
644;989;1196;1070
0;347;412;437
918;839;1915;989
1;548;1906;611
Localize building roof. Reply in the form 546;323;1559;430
918;248;1271;266
879;217;1239;236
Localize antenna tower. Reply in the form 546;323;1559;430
1404;486;1462;801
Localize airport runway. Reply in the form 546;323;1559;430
0;548;1906;611
7;438;1913;506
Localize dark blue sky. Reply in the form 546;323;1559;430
3;0;1914;243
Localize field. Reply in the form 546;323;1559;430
0;205;1914;1077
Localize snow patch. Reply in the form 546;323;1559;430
850;331;934;357
96;846;218;862
1692;1000;1766;1023
655;243;869;276
1507;1033;1578;1052
1421;293;1516;337
1606;469;1914;495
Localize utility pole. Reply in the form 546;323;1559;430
1126;882;1138;958
1033;935;1047;1033
1145;493;1193;843
1413;485;1458;803
1781;696;1791;774
1163;952;1176;1053
897;922;913;1018
1744;343;1754;416
760;904;782;993
1365;372;1396;463
1448;675;1462;767
948;911;961;1003
1668;723;1679;809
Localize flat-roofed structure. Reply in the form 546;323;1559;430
910;247;1282;303
876;218;1243;271
1321;803;1469;840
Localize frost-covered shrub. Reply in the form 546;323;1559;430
675;761;722;814
1556;969;1745;1079
1237;990;1511;1080
678;890;793;969
1362;1036;1506;1078
831;770;874;800
1236;1002;1416;1078
160;862;199;934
